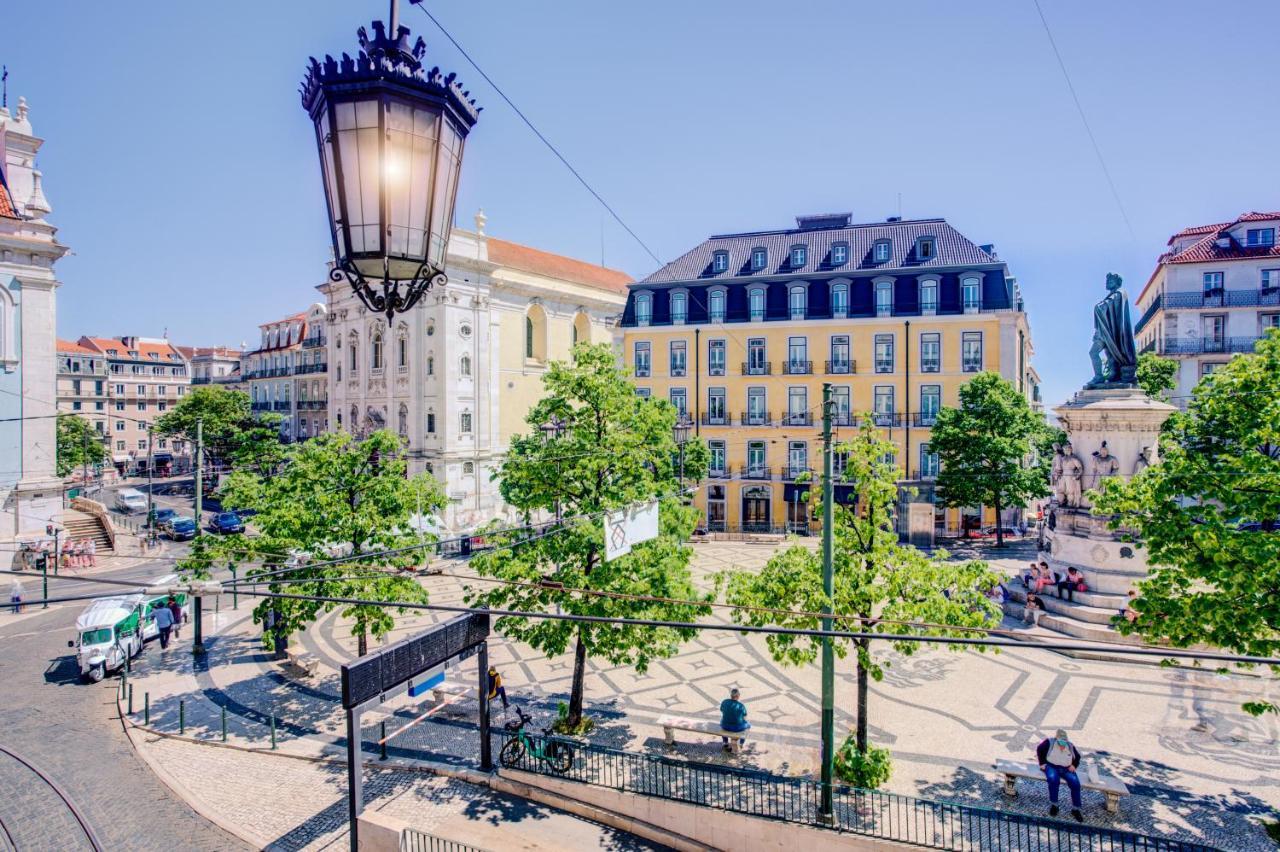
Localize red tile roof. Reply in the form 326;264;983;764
77;336;187;361
487;237;631;295
57;338;98;355
0;181;17;220
1140;211;1280;301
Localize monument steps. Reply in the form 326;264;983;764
1002;601;1141;647
1006;585;1128;620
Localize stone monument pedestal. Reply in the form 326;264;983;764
1026;387;1176;644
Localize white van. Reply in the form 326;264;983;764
114;488;148;514
70;595;145;681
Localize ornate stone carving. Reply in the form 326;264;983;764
1091;440;1121;488
1059;442;1085;508
1132;445;1154;476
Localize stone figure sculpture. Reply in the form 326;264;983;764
1059;442;1084;508
1050;443;1065;503
1133;445;1154;475
1092;441;1121;488
1086;273;1138;388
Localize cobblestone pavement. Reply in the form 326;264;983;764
126;540;1280;850
0;561;248;851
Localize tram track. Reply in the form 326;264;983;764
0;744;103;851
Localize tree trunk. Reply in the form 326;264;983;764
855;639;870;753
993;491;1004;547
568;627;588;726
356;625;368;657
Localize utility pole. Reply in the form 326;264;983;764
81;427;89;497
145;423;155;530
819;382;835;823
193;418;206;656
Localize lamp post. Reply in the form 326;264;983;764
540;417;566;524
301;1;480;324
672;418;692;492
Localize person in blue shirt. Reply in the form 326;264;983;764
151;601;175;649
719;688;749;749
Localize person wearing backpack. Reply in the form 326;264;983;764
1056;566;1086;603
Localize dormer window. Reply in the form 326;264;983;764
635;293;652;327
830;282;849;318
128;350;139;358
751;247;768;271
106;349;117;356
671;291;688;325
1247;228;1276;247
831;243;848;266
873;240;891;263
916;237;936;260
708;288;726;323
712;251;729;273
789;286;807;320
790;245;807;268
148;352;158;360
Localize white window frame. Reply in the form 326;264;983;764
830;281;849;319
874;278;894;317
635;292;652;327
633;341;651;377
671;290;688;325
748;287;766;322
669;340;687;377
831;243;848;265
751;247;767;270
789;285;807;320
790;245;807;268
873;240;891;263
962;331;983;372
961;275;982;313
708;288;727;323
707;339;726;376
918;276;939;315
712;251;729;273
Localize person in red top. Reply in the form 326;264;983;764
1037;729;1084;821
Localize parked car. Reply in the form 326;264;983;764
210;512;245;534
973;526;1021;539
164;517;197;541
151;508;177;529
113;488;148;514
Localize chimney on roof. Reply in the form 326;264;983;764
796;212;852;231
886;216;902;223
1215;235;1231;248
979;243;997;258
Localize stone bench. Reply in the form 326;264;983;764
656;714;747;754
283;648;319;678
994;758;1129;813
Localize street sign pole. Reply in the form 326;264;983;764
820;382;835;823
192;419;206;656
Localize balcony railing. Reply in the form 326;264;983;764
700;412;731;426
273;401;292;411
1149;336;1263;356
250;402;271;412
708;467;731;480
825;359;855;375
913;412;939;427
739;410;771;426
301;334;327;348
296;363;327;374
741;361;771;376
1135;289;1280;334
740;465;772;481
832;412;855;427
297;399;328;410
874;359;894;373
871;412;903;427
782;360;813;375
783;411;813;426
784;466;813;481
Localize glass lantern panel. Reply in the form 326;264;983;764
319;110;342;238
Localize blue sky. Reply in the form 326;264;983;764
5;0;1278;406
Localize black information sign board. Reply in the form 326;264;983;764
340;611;489;708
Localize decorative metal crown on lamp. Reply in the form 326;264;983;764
301;14;480;321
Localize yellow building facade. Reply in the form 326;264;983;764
620;213;1037;539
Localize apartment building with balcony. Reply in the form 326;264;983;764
77;336;191;473
56;339;110;444
243;303;328;442
184;345;245;391
621;212;1036;537
1134;211;1280;405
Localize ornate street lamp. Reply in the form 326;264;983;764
673;417;692;490
301;2;480;322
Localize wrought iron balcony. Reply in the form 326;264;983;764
273;401;293;411
783;411;813;426
784;466;813;481
740;465;772;481
296;363;328;374
782;360;813;375
871;412;903;427
741;361;772;376
739;410;771;426
913;412;939;427
708;466;731;480
1149;336;1263;356
700;412;731;426
825;359;855;375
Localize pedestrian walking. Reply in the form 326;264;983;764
719;687;750;749
151;601;175;649
487;666;509;711
168;596;183;640
1037;729;1085;821
86;538;97;568
9;578;24;613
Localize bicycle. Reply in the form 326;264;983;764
498;707;575;774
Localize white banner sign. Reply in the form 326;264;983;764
604;500;660;562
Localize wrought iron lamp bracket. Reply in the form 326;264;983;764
330;258;446;322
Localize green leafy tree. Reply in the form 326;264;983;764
930;372;1050;546
466;343;713;730
1136;351;1179;401
56;414;107;477
1094;331;1280;715
154;386;284;475
724;425;1003;755
181;430;444;655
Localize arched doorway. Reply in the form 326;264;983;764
741;485;772;533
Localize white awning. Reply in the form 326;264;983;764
112;454;131;463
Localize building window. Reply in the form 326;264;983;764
962;276;982;311
746;338;767;375
712;251;729;273
747;440;766;475
707;388;726;424
462;461;474;475
709;440;726;474
427;355;434;376
832;386;851;424
72;401;82;411
349;341;358;373
874;334;894;373
115;402;125;412
460;411;472;433
116;440;125;451
157;438;167;449
875;280;893;316
829;335;851;373
1200;362;1224;377
1262;269;1280;291
137;401;147;411
920;385;941;425
669;340;687;377
708;289;726;322
398;337;408;369
751;248;767;270
873;240;891;263
748;287;766;321
746;387;767;425
671;291;688;324
669;387;687;416
371;334;383;370
635;293;652;327
831;243;848;265
460;354;472;377
787;386;807;423
1203;271;1224;293
787;336;808;372
635;387;651;399
919;443;940;478
427;412;436;434
916;237;936;260
158;402;167;412
920;333;940;372
789;286;807;320
790;245;807;268
1261;313;1280;332
873;386;895;425
830;282;848;318
137;385;146;395
138;439;147;450
1247;228;1276;247
634;342;651;377
920;279;938;313
708;339;726;376
788;441;808;479
962;332;983;372
157;385;166;396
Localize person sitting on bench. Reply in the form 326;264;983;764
719;688;750;750
1037;728;1084;822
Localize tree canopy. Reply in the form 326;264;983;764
725;425;1003;753
154;386;284;475
466;343;712;729
930;372;1050;545
1094;331;1280;715
180;429;445;655
56;414;107;477
1136;352;1179;401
